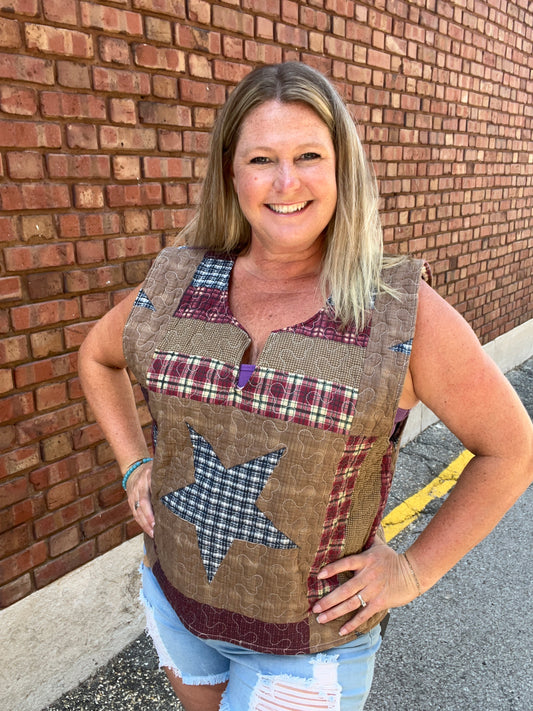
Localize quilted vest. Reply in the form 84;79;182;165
123;246;425;655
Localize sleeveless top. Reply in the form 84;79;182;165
123;246;427;655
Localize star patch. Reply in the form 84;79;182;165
161;424;295;582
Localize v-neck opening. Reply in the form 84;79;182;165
223;252;330;368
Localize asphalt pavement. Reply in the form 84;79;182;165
43;357;532;711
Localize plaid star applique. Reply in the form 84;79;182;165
162;424;295;582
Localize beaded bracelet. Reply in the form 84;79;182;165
122;457;153;491
402;551;422;596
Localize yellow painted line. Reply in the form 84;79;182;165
382;450;474;542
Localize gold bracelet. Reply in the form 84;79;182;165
403;552;422;596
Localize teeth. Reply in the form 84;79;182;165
268;202;308;214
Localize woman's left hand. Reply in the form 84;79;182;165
312;543;420;636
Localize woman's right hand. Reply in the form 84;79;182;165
126;460;155;537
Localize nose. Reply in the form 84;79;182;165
274;161;300;192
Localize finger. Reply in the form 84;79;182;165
317;554;364;580
312;570;364;613
133;500;155;537
315;591;367;625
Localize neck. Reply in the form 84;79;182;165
238;240;324;286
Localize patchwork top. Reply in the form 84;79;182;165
123;246;425;655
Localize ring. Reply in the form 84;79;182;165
356;593;367;608
134;501;140;511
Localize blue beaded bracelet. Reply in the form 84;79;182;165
122;457;152;491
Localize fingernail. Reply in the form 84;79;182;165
316;614;326;624
339;627;348;636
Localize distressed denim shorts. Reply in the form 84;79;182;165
141;563;382;711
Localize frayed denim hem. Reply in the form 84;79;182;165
139;585;229;687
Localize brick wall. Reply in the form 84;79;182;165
1;0;532;607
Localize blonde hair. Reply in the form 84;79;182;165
180;62;390;329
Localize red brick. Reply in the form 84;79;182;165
97;524;124;555
82;500;131;538
0;367;13;394
106;234;162;260
0;216;16;243
113;156;141;180
47;154;110;180
98;481;124;509
27;273;63;301
109;98;137;125
164;184;188;205
57;61;91;89
0;541;47;585
133;0;185;16
34;540;95;588
16;405;84;444
2;447;40;477
106;183;162;208
25;24;94;59
0;18;22;49
49;526;80;557
0;277;23;302
5;243;75;273
92;66;151;95
81;292;111;319
134;44;186;72
0;52;54;84
0;120;61;148
66;124;98;150
30;452;92;493
0;524;32;559
0;0;39;15
15;353;77;388
275;23;308;48
6;152;44;180
145;16;172;43
174;25;221;54
41;92;106;120
0;574;33;607
212;5;254;35
153;75;178;99
0;86;37;116
0;477;30;508
43;0;77;24
142;157;193;179
98;36;130;65
124;210;150;234
212;60;252;83
158;129;183;152
35;383;68;413
244;41;283;65
80;2;143;36
0;392;35;423
99;126;157;151
179;79;226;105
187;0;211;24
29;329;64;359
138;101;191;126
74;185;105;209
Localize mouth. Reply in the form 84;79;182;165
266;201;310;214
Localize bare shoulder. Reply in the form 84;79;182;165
79;288;140;369
407;281;531;457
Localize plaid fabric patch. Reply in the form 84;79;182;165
147;353;359;434
174;253;235;324
134;288;155;311
287;309;371;346
161;424;294;582
172;251;371;343
307;435;375;604
390;338;413;355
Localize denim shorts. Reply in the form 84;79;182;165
141;564;382;711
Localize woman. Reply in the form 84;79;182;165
79;63;532;711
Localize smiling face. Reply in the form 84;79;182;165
231;100;337;260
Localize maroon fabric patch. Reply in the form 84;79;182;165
153;560;311;655
307;435;376;605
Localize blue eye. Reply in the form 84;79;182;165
300;152;321;161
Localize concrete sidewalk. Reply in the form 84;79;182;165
43;358;532;711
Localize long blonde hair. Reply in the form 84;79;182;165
180;62;388;329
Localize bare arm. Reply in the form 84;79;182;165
78;288;154;536
399;281;533;589
313;282;533;633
